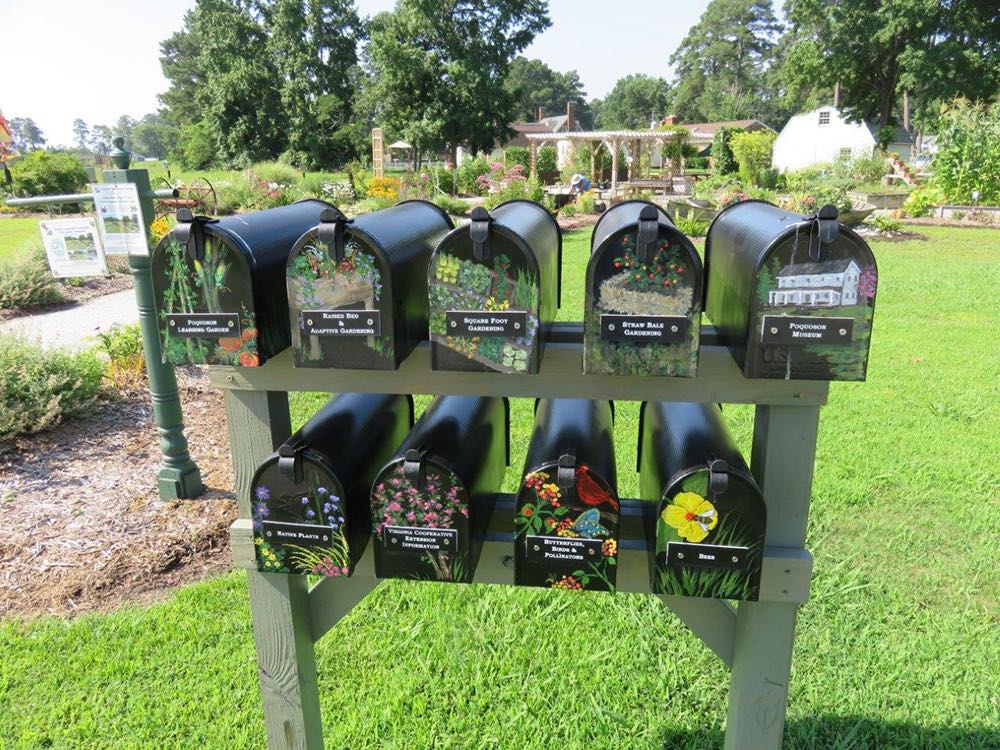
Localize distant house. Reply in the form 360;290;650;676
769;260;861;308
773;106;913;171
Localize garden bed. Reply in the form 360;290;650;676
0;367;237;617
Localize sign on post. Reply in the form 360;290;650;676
92;183;149;256
38;217;108;278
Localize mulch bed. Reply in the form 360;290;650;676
854;226;929;242
0;368;238;618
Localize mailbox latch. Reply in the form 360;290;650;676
470;207;492;262
403;449;427;490
557;450;576;489
637;205;659;262
278;441;306;485
708;459;729;497
318;208;352;263
173;208;216;262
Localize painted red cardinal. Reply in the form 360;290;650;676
575;465;619;510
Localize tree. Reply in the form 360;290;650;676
159;12;208;128
729;128;776;185
8;118;46;151
132;114;179;159
89;125;113;156
598;75;671;130
668;0;780;123
72;119;90;151
504;57;593;127
365;0;550;165
783;0;1000;130
114;115;138;150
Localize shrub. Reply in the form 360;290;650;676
686;156;709;170
577;190;596;213
730;130;776;186
278;149;310;170
505;146;530;170
537;146;558;174
675;210;709;237
902;183;946;217
432;195;470;217
692;173;743;201
429;166;455;195
711;126;742;175
560;202;576;217
253;161;300;186
0;244;67;310
95;322;145;390
0;337;104;442
9;151;88;198
345;160;372;198
174;120;215;170
933;98;1000;204
456;157;491;195
866;215;903;233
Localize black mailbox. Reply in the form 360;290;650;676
286;200;453;370
585;200;703;376
515;399;619;591
371;396;508;582
151;199;337;366
637;401;766;601
250;393;413;576
704;200;878;380
428;200;561;373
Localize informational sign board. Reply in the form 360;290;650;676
91;183;148;256
38;217;108;278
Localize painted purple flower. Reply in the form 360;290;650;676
337;516;344;523
305;509;315;518
255;503;270;518
317;487;328;495
323;503;332;514
301;497;310;505
254;485;271;501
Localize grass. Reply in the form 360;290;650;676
0;217;43;262
2;226;999;749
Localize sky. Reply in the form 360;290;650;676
0;0;709;147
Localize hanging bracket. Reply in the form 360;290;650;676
808;204;840;261
708;459;729;497
278;441;305;485
470;206;492;262
557;450;576;489
637;205;659;262
317;208;352;263
173;208;215;262
403;449;427;490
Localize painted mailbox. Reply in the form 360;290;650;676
371;396;508;583
151;200;336;366
428;200;561;374
704;200;877;380
638;401;766;601
250;393;413;576
585;200;703;376
286;200;453;370
515;399;619;592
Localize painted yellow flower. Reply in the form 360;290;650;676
662;492;718;543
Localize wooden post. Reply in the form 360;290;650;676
610;141;619;194
372;128;384;179
589;144;597;183
723;404;820;750
529;142;538;180
226;390;324;750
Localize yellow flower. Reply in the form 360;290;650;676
662;492;718;543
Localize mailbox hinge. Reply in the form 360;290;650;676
557;450;576;489
318;208;352;263
278;441;306;485
708;459;729;497
637;205;659;262
403;449;427;490
804;204;840;261
469;207;492;262
173;208;216;262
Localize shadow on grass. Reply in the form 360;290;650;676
657;716;1000;750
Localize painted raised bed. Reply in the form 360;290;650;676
371;396;508;583
151;200;336;366
514;399;619;592
638;401;766;601
704;200;878;381
286;200;453;370
428;200;561;374
584;200;703;377
250;393;413;576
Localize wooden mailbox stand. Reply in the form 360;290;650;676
212;323;826;750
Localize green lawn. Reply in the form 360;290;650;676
0;217;42;261
1;226;999;749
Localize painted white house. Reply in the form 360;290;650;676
772;106;913;171
769;260;861;308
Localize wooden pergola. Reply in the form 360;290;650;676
525;129;714;192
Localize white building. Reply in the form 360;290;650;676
769;260;861;308
772;106;913;172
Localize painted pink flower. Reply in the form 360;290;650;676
406;511;416;522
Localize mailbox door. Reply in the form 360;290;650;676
152;234;259;366
750;232;877;381
429;231;541;374
288;234;396;370
653;468;765;600
584;227;701;377
515;461;619;591
250;455;351;576
372;458;472;582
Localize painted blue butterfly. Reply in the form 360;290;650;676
572;508;609;539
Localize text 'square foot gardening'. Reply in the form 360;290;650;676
638;401;766;601
585;201;704;377
251;393;413;576
371;396;508;583
287;201;453;370
705;200;878;381
429;201;560;374
151;200;335;366
515;399;619;592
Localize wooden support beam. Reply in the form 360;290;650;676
659;596;736;667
